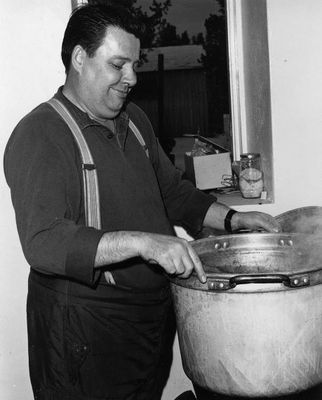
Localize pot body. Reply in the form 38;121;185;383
171;283;322;397
170;232;322;397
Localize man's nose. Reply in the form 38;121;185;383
124;67;137;88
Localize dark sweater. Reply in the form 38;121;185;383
4;88;215;290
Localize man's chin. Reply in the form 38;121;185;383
106;101;126;117
100;106;123;120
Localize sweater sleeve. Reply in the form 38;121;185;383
4;105;104;286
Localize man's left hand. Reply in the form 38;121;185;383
231;211;281;233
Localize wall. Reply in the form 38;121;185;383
234;0;322;215
1;1;322;400
0;1;70;399
265;0;322;213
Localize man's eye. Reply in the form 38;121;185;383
111;63;122;70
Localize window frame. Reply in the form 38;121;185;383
226;0;274;202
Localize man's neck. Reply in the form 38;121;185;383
62;85;115;133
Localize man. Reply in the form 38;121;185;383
4;4;280;400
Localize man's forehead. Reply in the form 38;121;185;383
99;26;140;57
103;26;140;46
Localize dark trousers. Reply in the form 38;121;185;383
27;271;176;400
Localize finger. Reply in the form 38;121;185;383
176;254;194;279
187;245;207;283
173;259;186;276
162;258;177;275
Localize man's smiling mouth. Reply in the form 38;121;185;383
113;88;128;98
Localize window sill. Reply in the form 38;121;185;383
207;189;273;207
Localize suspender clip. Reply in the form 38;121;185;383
83;163;96;171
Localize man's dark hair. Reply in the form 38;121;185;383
61;4;143;73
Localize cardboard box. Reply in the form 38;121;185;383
184;137;232;190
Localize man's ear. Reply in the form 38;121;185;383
70;45;86;73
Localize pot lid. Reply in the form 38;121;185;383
276;206;322;234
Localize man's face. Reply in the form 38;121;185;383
77;27;140;120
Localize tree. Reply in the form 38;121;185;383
179;31;190;46
157;21;179;46
88;0;178;49
192;32;205;46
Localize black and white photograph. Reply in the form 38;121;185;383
1;1;322;399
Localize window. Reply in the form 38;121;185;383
132;0;231;152
73;0;274;204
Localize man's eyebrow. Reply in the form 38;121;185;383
111;55;140;63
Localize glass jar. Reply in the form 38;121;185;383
239;153;264;198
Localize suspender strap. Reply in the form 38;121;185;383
47;98;102;229
129;120;149;158
47;98;149;231
47;98;149;285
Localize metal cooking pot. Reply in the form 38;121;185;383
170;228;322;397
276;206;322;234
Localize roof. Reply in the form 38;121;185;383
137;44;204;72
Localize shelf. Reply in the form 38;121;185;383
207;189;272;207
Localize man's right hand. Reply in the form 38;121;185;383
95;231;206;283
137;232;207;283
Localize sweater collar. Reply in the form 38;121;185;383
53;86;130;149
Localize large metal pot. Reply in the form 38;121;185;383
276;206;322;234
170;230;322;398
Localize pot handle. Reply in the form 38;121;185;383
208;273;310;290
231;274;290;286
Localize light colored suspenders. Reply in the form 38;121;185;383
47;97;148;228
129;120;149;158
48;98;102;229
47;97;148;284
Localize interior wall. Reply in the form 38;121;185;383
265;0;322;213
234;0;322;215
1;1;322;399
0;1;70;399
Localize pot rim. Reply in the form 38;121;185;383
170;232;322;292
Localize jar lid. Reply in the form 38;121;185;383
240;152;260;159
